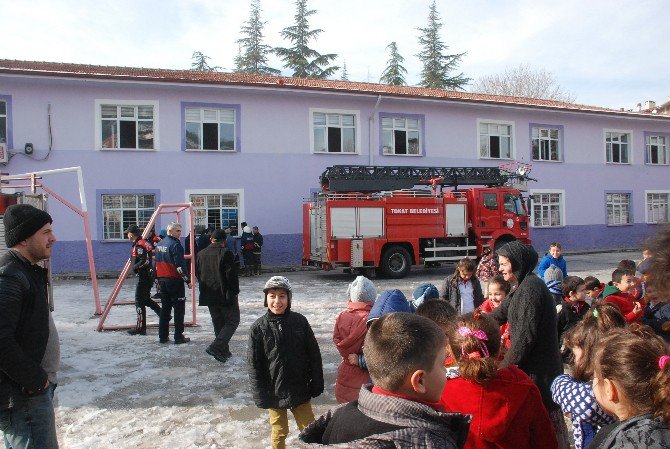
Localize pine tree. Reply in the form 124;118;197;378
416;1;470;90
379;42;407;86
275;0;339;78
191;51;220;72
234;0;280;75
340;61;349;81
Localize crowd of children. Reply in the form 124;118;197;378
244;230;670;449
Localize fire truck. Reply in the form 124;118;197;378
302;165;534;278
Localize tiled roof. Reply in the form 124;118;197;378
1;59;668;120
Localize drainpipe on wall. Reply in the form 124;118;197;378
368;95;383;166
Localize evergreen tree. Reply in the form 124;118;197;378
234;0;280;75
416;1;470;90
340;60;349;81
275;0;339;78
191;51;220;72
379;42;407;86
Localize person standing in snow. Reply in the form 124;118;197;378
126;224;161;336
0;204;60;448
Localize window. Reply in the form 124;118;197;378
96;100;158;150
190;193;240;231
479;121;513;159
102;194;156;240
646;191;670;223
311;110;358;153
646;135;669;165
184;105;237;151
606;193;632;225
0;99;6;145
381;115;422;155
531;126;561;161
483;193;498;210
503;193;527;216
605;131;631;164
530;190;564;227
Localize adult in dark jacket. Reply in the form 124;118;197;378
252;226;263;276
126;224;161;336
155;222;191;344
196;229;240;363
489;241;569;448
0;204;60;449
240;225;255;277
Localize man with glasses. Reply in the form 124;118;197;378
155;222;191;344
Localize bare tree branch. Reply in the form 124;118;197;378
471;64;576;103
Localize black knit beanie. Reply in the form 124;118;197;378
4;204;53;248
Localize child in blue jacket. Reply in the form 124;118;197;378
538;242;568;280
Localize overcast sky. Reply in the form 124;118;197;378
1;0;668;110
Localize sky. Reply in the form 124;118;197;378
1;0;669;110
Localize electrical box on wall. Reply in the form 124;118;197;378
0;143;8;163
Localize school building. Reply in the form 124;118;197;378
1;59;669;273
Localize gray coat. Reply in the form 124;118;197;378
589;414;670;449
438;273;485;313
299;385;471;448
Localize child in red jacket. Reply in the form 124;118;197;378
479;275;512;355
332;276;376;403
439;312;557;449
603;268;643;323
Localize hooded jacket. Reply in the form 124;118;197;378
489;241;563;411
247;309;324;409
333;301;373;403
587;413;670;449
440;365;557;449
367;290;412;324
299;384;471;449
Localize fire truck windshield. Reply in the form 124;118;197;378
504;194;527;216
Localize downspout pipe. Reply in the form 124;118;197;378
368;95;383;166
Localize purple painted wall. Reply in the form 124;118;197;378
1;73;669;272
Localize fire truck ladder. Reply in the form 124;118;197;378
320;165;530;192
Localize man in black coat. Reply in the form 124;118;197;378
0;204;60;448
490;240;570;448
196;229;240;363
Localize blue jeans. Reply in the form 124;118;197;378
0;383;58;449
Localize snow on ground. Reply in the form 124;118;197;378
49;251;635;448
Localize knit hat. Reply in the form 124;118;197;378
4;204;53;248
346;276;376;303
544;265;564;283
263;276;292;307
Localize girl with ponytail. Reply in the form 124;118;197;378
589;324;670;448
439;312;557;449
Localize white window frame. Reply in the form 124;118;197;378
531;126;561;162
645;134;669;165
0;98;7;146
184;106;237;152
529;189;565;228
477;119;515;160
381;115;422;156
95;99;160;151
645;190;670;224
606;192;632;226
604;129;632;164
101;193;156;241
309;108;361;154
185;189;245;234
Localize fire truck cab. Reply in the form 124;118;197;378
302;165;532;278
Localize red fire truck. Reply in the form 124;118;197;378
302;165;533;278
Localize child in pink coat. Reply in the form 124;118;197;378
332;276;376;403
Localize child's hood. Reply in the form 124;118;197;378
603;281;622;298
366;289;411;324
457;366;537;442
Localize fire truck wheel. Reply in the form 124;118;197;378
380;246;411;279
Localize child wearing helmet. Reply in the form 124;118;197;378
246;276;324;449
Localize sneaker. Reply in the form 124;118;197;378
127;329;146;336
206;347;231;363
174;337;191;344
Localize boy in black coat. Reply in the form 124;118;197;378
247;276;323;449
